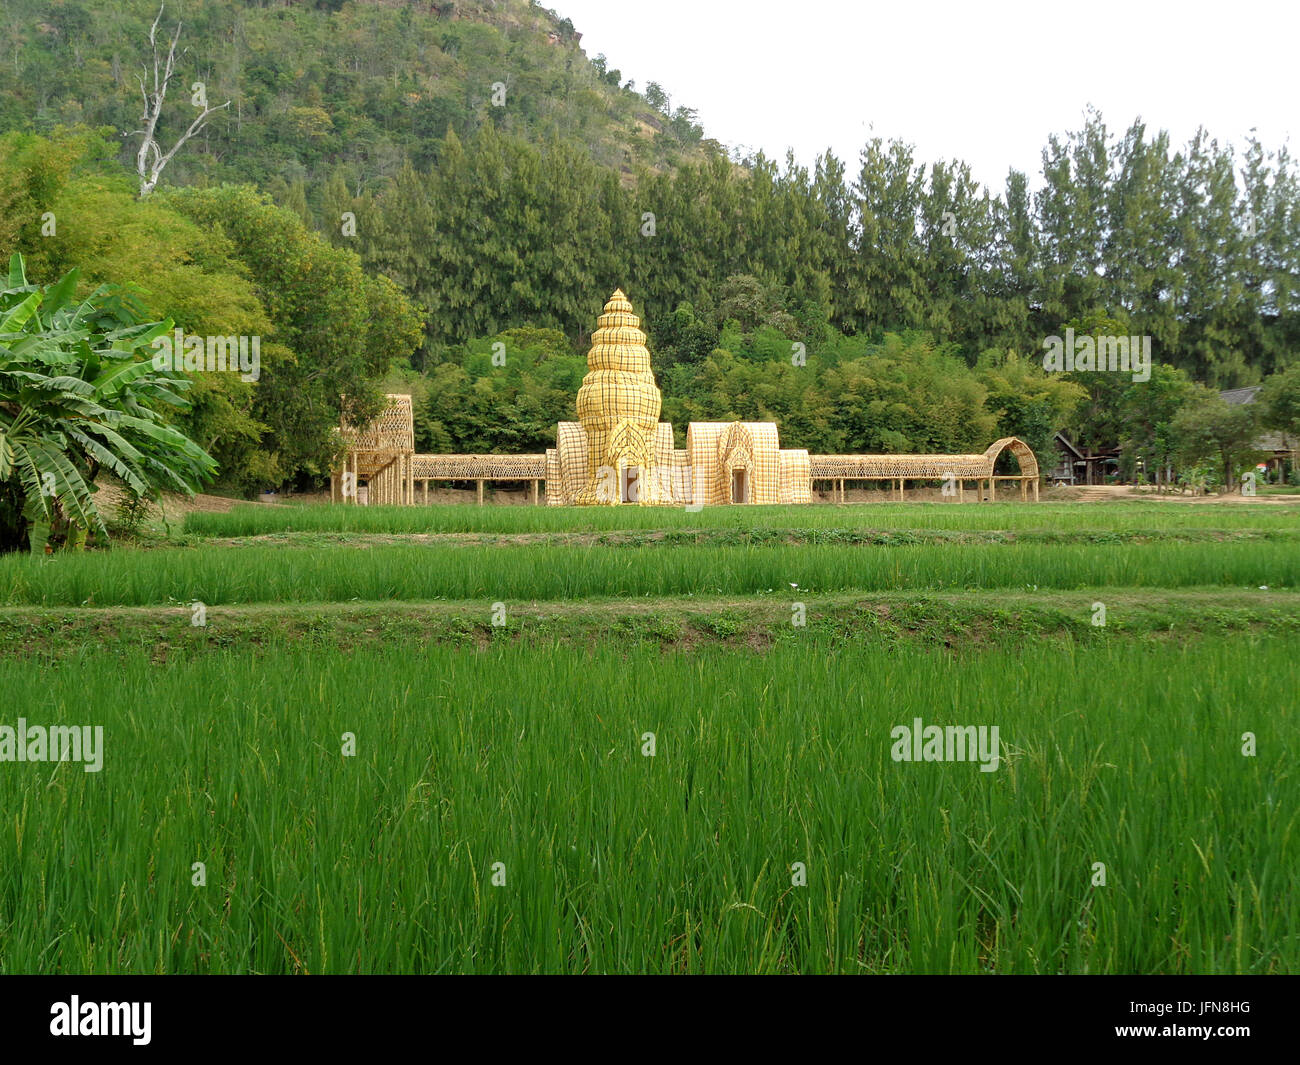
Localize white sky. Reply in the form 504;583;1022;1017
551;0;1297;193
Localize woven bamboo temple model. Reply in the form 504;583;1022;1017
332;288;1038;505
546;289;810;505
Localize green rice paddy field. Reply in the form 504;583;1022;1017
0;500;1296;973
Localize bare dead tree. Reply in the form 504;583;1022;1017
128;3;229;199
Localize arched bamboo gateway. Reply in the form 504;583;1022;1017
331;290;1039;505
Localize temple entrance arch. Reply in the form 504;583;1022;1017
621;465;641;503
718;423;756;505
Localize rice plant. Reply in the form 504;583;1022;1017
0;638;1292;973
183;500;1300;538
0;540;1294;606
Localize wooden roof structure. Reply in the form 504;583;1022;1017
411;454;546;479
810;437;1039;501
809;437;1038;480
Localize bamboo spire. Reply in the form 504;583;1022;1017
574;289;663;504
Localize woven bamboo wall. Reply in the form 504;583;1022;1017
342;394;414;455
333;394;416;504
686;422;786;505
779;450;813;503
555;421;590;504
545;448;564;505
686;423;726;506
663;445;692;505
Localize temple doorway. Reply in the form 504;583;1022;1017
731;468;749;504
621;466;640;503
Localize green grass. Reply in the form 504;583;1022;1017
0;587;1296;669
7;499;1297;974
183;500;1300;538
1;590;1298;665
0;541;1295;606
0;637;1292;974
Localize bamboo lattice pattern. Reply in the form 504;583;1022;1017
809;438;1039;480
779;450;813;504
573;289;664;504
412;454;546;479
332;394;416;504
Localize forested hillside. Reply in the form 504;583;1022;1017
3;0;1298;497
7;0;712;187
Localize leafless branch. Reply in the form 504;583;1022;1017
129;3;230;199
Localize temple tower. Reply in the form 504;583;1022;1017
574;289;665;504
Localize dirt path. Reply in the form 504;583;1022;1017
1067;484;1300;504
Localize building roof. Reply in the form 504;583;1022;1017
1219;386;1262;405
1054;432;1084;460
1218;386;1295;451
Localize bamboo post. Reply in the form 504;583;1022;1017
477;479;484;506
532;479;539;505
423;480;429;505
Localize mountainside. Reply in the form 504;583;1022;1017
6;0;717;201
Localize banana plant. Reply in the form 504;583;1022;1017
0;252;217;552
